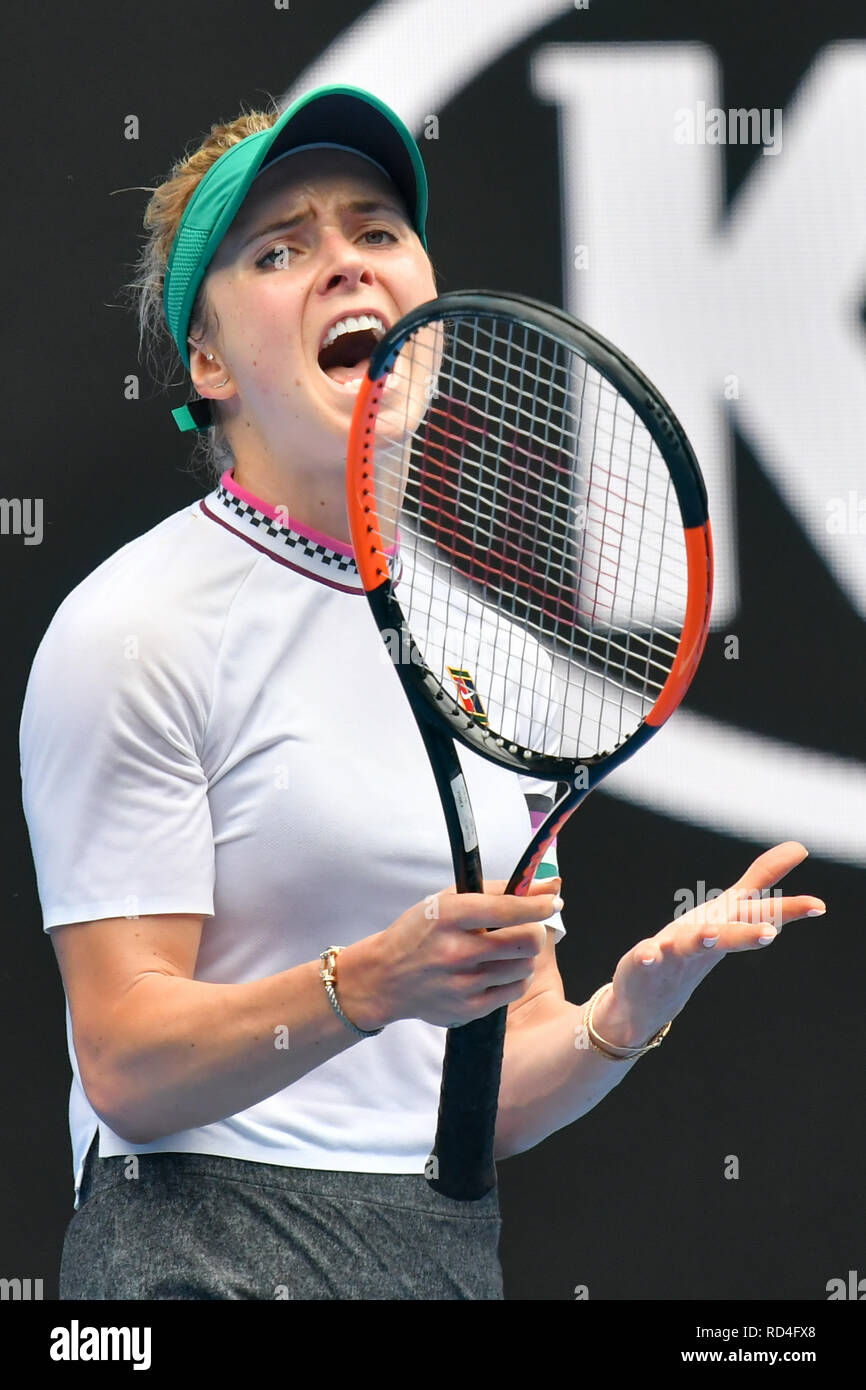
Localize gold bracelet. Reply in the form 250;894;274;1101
583;983;672;1061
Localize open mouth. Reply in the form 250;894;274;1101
317;314;386;389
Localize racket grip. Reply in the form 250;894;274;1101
427;1005;508;1200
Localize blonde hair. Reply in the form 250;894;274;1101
123;98;282;484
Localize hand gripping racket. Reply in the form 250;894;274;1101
345;291;713;1200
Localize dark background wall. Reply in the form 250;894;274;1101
2;0;863;1302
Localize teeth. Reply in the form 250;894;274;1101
328;369;400;393
320;314;386;351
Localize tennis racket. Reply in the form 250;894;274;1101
345;291;713;1201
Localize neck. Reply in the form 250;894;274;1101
229;454;352;548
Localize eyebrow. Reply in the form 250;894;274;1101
235;198;409;251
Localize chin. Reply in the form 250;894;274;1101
308;365;427;460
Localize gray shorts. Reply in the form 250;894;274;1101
59;1136;504;1300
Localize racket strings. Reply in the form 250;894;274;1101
370;315;690;761
377;364;683;613
411;371;682;667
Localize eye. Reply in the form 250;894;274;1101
256;242;295;269
361;229;398;246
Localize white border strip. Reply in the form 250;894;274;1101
601;708;866;866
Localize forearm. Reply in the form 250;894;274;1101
93;934;390;1143
494;988;654;1158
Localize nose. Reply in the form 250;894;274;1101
315;229;376;295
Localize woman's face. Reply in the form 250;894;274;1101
190;146;438;474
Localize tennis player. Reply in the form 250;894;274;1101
19;85;826;1301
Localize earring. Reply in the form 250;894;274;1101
204;352;228;387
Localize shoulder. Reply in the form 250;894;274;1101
20;497;265;750
32;497;258;671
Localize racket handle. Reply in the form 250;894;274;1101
406;712;508;1200
427;1007;508;1200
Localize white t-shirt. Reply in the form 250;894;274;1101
19;469;564;1207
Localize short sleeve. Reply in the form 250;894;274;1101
19;589;216;930
516;640;569;943
517;772;566;942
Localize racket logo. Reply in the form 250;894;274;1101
446;666;488;725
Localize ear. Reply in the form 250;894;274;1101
187;342;234;400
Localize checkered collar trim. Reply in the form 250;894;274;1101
199;470;400;593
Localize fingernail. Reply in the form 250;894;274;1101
758;929;777;944
702;935;720;947
552;896;564;911
807;905;826;916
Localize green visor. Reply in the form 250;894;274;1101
163;84;429;433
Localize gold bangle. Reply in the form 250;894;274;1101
583;983;672;1061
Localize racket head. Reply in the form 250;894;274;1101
347;290;713;790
